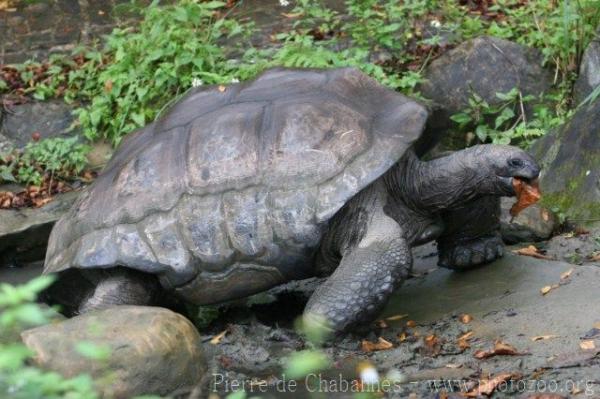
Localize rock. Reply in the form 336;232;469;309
22;306;206;399
574;28;600;105
0;191;79;266
500;197;557;243
416;36;553;155
530;97;600;223
543;227;600;264
0;133;12;153
0;100;80;149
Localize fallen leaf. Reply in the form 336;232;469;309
361;337;394;352
282;12;303;18
397;332;407;342
531;335;559;341
0;0;14;11
474;341;525;359
580;340;596;351
560;268;574;280
104;79;113;93
541;209;550;221
218;85;226;92
386;314;408;321
425;334;438;346
581;327;600;340
458;331;474;350
526;394;567;399
465;372;517;397
540;284;559;295
460;314;473;324
510;178;541;217
406;320;416;328
513;245;553;260
32;197;52;208
376;319;388;329
445;363;462;369
590;253;600;262
210;329;228;345
594;321;600;329
422;334;441;356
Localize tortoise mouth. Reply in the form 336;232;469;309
499;176;539;196
499;176;516;195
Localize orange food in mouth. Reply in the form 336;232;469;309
510;178;541;217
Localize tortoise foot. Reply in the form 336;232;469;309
438;233;504;270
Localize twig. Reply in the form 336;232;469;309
518;90;527;125
508;113;524;132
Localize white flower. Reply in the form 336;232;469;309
231;78;240;83
279;0;290;6
430;19;442;28
360;364;379;385
191;78;204;87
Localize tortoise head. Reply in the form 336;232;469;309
477;144;540;196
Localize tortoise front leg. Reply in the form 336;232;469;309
437;196;504;270
304;236;411;333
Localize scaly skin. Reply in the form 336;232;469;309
437;196;504;270
49;145;540;334
303;145;540;333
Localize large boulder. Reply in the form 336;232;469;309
499;197;557;243
0;99;80;149
0;190;79;266
573;27;600;105
531;98;600;223
22;306;206;399
417;36;553;154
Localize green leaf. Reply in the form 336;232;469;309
173;6;189;22
131;112;145;126
284;350;330;379
475;125;489;142
450;113;472;126
0;344;32;370
494;107;515;129
23;275;55;295
89;109;103;127
0;167;16;183
202;1;226;9
225;391;247;399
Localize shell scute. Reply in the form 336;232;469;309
44;68;428;285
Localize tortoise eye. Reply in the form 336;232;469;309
508;158;524;168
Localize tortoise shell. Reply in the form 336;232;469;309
44;67;427;302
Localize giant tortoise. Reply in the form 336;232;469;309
44;67;540;333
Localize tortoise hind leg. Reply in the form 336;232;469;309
43;267;178;316
437;196;504;270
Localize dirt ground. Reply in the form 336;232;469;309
196;230;600;398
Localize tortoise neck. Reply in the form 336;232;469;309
385;149;485;213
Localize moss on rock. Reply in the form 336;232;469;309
532;99;600;224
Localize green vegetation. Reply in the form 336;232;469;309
450;88;562;147
0;276;100;399
0;137;90;186
2;0;598;154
